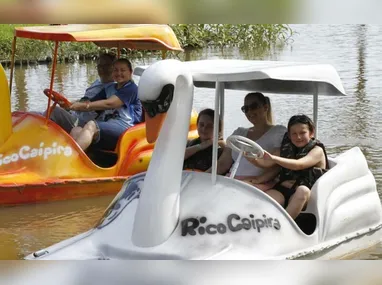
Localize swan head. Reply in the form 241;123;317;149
138;59;185;143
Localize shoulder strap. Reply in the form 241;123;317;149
280;132;295;158
316;140;330;170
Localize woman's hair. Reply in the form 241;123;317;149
244;92;273;124
114;58;133;72
197;108;222;133
287;114;315;133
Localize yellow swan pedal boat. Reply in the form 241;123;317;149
0;24;198;206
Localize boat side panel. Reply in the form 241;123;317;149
0;113;116;184
0;179;124;206
35;173;318;260
311;147;382;241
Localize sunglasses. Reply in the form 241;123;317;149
241;102;261;113
142;84;174;118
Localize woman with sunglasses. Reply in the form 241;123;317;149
207;92;286;190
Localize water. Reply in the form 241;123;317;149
1;24;382;259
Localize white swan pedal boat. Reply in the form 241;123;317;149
25;59;382;260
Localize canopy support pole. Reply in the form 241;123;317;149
9;36;17;95
212;81;224;185
219;84;225;140
45;41;59;124
313;83;319;138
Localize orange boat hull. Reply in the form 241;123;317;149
0;178;126;206
0;111;198;206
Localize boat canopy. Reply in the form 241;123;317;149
9;24;183;126
134;59;346;96
14;24;183;51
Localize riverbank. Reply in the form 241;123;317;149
0;24;102;65
0;24;293;65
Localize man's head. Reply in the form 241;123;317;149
97;53;116;82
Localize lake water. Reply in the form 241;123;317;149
1;24;382;259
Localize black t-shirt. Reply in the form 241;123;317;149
183;137;224;171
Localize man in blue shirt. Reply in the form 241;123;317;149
46;52;117;133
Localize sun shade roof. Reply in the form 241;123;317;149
134;59;346;96
14;24;183;51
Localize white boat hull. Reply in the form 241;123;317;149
25;147;382;260
24;59;382;260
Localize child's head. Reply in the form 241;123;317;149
287;114;315;148
196;108;221;141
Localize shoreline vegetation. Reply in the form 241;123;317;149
0;24;293;66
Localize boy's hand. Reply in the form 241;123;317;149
243;152;258;163
262;151;274;160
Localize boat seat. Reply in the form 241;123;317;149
87;126;141;167
88;113;147;166
87;148;119;167
295;156;340;235
294;159;337;235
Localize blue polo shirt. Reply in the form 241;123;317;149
84;79;104;99
110;81;143;128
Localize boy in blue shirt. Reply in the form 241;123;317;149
69;58;143;151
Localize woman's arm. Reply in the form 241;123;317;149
70;95;123;112
265;146;324;171
184;140;212;160
205;146;233;174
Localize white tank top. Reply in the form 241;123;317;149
230;125;287;177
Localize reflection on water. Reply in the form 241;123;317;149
0;196;113;259
353;24;368;137
1;24;382;260
13;65;28;111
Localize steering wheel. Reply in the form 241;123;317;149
43;89;72;109
227;135;264;158
226;135;265;179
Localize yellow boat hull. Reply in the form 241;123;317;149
0;111;198;206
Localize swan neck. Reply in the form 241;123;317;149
131;72;194;247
